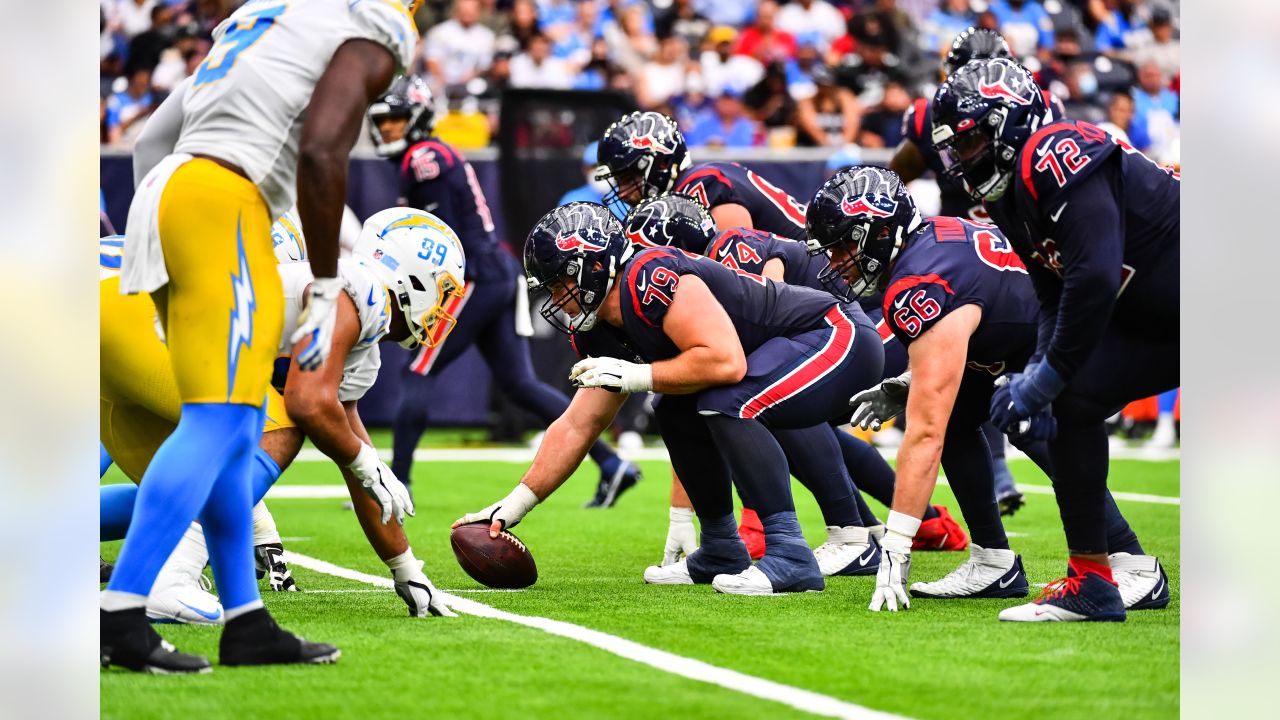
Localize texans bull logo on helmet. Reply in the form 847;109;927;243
841;194;897;219
555;232;607;253
624;114;678;155
976;74;1034;106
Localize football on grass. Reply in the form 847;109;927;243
450;522;538;589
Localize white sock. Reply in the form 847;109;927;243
385;548;423;583
100;589;147;612
223;599;265;622
252;501;282;546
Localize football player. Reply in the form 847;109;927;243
367;77;641;508
596;111;813;552
930;59;1179;621
106;0;423;672
456;202;887;595
622;194;971;562
806;166;1168;612
100;209;461;643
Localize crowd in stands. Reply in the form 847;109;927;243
101;0;1180;163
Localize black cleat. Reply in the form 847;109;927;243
997;489;1025;517
100;557;114;584
254;543;299;591
101;608;211;674
219;608;339;667
585;459;642;508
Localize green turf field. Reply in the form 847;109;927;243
100;447;1179;720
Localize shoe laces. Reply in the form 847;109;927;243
1035;574;1083;603
198;573;213;592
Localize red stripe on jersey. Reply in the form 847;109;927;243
624;249;676;327
931;216;968;242
409;282;473;375
875;318;894;344
739;305;856;419
706;228;747;263
401;140;456;177
882;274;955;320
675;167;732;193
1019;123;1066;202
913;98;928;138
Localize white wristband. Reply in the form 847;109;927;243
347;442;378;471
629;364;654;394
886;510;922;539
504;483;541;515
669;506;694;522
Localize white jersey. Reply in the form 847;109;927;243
278;259;392;402
176;0;417;218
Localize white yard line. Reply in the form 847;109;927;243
294;444;1179;464
285;551;908;720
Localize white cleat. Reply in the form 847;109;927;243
812;526;878;577
643;558;694;585
1109;553;1170;610
146;569;223;625
997;600;1090;622
909;544;1028;599
711;566;777;596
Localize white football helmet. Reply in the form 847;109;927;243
353;208;467;349
270;206;307;263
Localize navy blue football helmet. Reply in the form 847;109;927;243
931;58;1050;202
942;27;1012;78
524;202;634;334
367;75;436;157
596;111;691;215
805;166;921;301
621;194;717;254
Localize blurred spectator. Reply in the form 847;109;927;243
508;0;541;48
987;0;1053;56
694;0;757;28
1098;91;1151;151
549;0;598;67
558;141;622;215
684;87;761;147
1131;60;1178;160
510;32;574;88
744;60;796;130
573;37;617;89
604;4;657;73
638;36;692;108
855;0;920;60
794;65;861;147
1131;7;1178;81
775;0;846;54
734;1;797;62
657;0;712;52
128;3;177;72
105;65;155;146
784;40;825;98
424;0;497;91
700;26;764;95
1092;0;1155;57
835;19;907;105
151;23;205;92
112;0;159;39
919;0;976;54
538;0;579;41
670;72;715;130
857;78;911;147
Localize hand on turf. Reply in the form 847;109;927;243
348;443;415;525
869;530;912;612
569;356;653;394
849;371;911;431
452;484;540;537
662;507;698;566
292;276;345;371
395;568;458;618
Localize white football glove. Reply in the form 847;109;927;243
868;529;913;612
393;562;458;618
347;443;414;525
662;506;699;566
453;484;540;534
849;371;912;431
291;276;345;371
569;356;653;394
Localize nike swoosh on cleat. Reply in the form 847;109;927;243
998;573;1019;589
856;548;878;566
1151;578;1165;599
177;601;223;621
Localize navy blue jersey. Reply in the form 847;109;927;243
882;216;1040;375
397;139;504;282
703;228;828;289
674;162;808;240
575;246;860;363
984;119;1180;379
864;305;910;379
903;92;1064;221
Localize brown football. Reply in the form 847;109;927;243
450;522;538;589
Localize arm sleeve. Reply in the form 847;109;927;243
1042;158;1126;380
132;77;190;187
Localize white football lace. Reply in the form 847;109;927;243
500;531;526;553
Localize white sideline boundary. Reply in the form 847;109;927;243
285;551;907;720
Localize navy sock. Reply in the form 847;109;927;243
833;430;896;508
100;443;114;478
1047;421;1111;554
1104;490;1145;555
655;396;734;518
982;423;1017;498
100;484;138;542
703;415;794;518
686;513;750;582
756;511;823;591
942;425;1009;550
107;403;259;601
776;426;862;527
